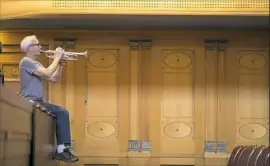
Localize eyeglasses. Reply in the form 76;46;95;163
27;43;41;50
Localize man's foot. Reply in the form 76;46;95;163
53;148;79;163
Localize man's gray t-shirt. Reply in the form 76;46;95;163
19;57;44;101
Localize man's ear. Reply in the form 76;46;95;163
27;46;32;52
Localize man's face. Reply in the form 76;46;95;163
28;38;42;55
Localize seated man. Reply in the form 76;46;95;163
19;35;79;163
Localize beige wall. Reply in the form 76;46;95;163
0;30;269;166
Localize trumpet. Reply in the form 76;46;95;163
40;49;88;61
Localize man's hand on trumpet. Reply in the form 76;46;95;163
54;47;66;66
54;47;65;60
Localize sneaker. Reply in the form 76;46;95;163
54;148;79;163
65;145;75;155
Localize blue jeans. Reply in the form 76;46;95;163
35;101;72;145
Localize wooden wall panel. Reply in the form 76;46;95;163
225;48;269;149
149;39;206;166
0;30;269;166
85;48;124;156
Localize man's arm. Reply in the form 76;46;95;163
45;62;64;82
33;48;64;78
34;57;60;78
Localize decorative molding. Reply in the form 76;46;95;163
87;121;116;138
140;38;152;49
204;39;228;51
238;122;267;140
217;141;227;153
128;140;139;152
163;51;193;69
52;0;269;12
217;40;228;51
140;140;151;153
54;38;76;49
205;141;227;153
205;40;218;50
129;39;140;49
238;51;268;70
129;38;152;49
1;0;268;20
0;63;20;81
163;121;192;139
88;50;118;68
205;141;217;152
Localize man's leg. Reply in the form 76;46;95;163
38;101;79;163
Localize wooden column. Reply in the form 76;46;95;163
128;39;152;155
129;39;141;143
204;39;229;158
140;40;151;141
216;41;228;153
140;39;152;153
205;40;219;150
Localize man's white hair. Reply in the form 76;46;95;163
20;35;37;53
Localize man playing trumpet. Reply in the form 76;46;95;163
19;35;79;163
